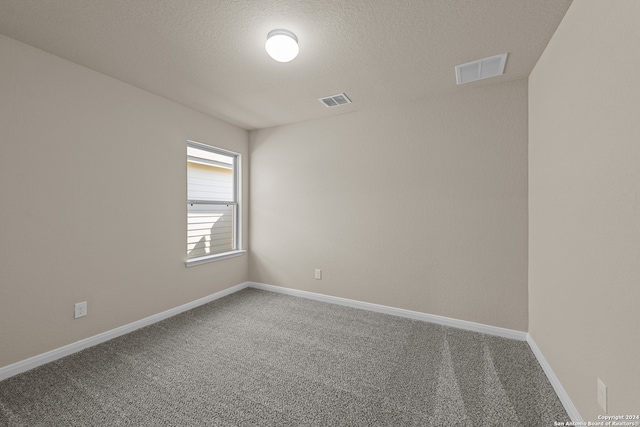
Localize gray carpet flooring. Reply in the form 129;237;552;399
0;288;570;426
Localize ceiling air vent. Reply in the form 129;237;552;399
319;93;351;108
455;53;508;85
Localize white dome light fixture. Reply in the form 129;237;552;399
265;29;299;63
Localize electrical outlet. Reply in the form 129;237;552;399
315;269;322;280
597;377;607;412
74;301;87;319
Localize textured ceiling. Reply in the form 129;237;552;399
0;0;572;130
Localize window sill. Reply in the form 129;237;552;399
185;250;246;267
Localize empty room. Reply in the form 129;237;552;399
1;0;638;425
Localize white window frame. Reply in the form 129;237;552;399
185;140;244;267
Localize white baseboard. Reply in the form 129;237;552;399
2;278;577;426
251;282;583;419
0;282;251;381
526;333;583;422
247;282;528;341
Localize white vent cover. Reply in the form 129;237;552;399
319;93;351;108
455;53;508;85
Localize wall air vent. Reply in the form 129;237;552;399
455;53;508;85
319;93;351;108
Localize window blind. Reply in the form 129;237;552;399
187;142;238;259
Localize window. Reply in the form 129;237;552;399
186;141;243;266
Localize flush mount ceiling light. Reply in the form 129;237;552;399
265;29;299;62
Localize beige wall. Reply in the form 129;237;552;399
529;0;640;419
250;79;529;331
0;35;249;368
11;4;639;419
